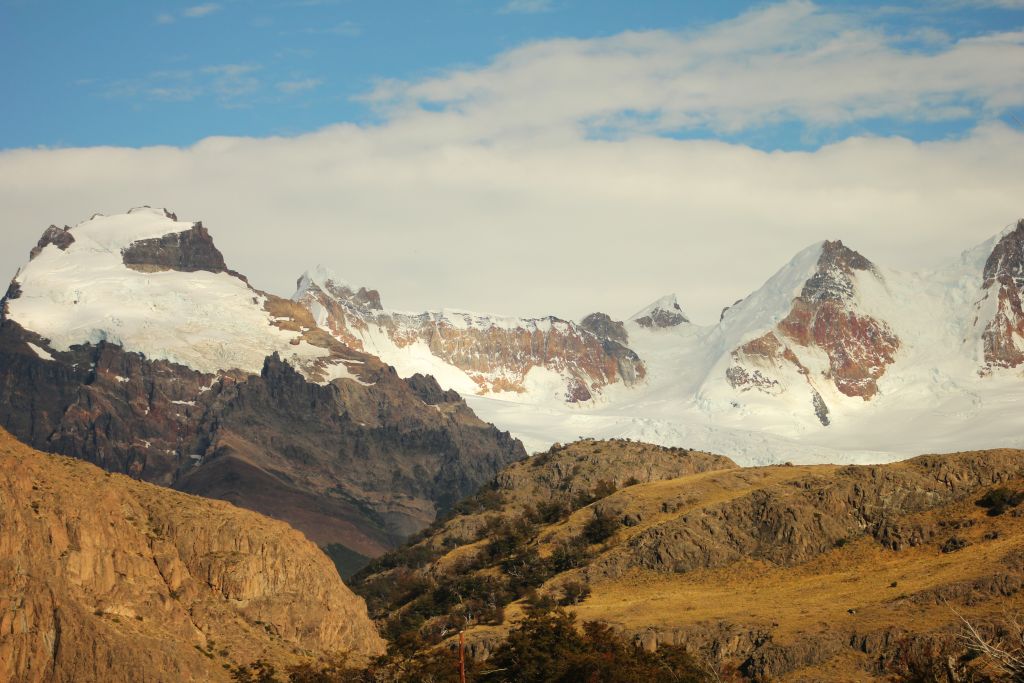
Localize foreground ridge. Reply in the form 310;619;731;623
351;438;1024;681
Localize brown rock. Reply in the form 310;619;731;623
979;219;1024;370
0;429;384;683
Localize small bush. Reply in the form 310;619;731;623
976;488;1024;516
558;580;591;606
581;508;621;545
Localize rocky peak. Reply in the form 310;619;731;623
630;294;689;329
801;239;878;303
296;265;383;311
580;312;629;345
29;224;75;259
728;239;898;410
982;219;1024;289
121;221;229;273
978;219;1024;371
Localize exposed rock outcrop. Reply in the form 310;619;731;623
29;225;74;259
979;219;1024;371
0;429;384;683
580;312;629;346
121;222;228;273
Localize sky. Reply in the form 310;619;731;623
1;0;1023;324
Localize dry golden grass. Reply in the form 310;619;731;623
433;449;1024;679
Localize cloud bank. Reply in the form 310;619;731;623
2;1;1022;324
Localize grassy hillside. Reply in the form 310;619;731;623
350;438;1024;681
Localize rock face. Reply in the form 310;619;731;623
294;267;646;403
579;312;629;346
29;225;75;259
0;210;526;563
630;294;689;329
0;429;385;683
978;219;1024;371
121;221;228;273
727;240;900;424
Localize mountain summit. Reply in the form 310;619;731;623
629;294;689;328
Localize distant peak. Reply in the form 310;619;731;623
799;240;878;303
126;206;178;221
983;218;1024;289
630;294;689;329
298;264;349;292
818;239;874;273
294;265;382;310
580;312;628;345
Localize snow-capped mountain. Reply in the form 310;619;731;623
0;208;525;558
5;207;1023;469
288;218;1024;465
629;294;689;329
293;265;646;403
4;207;363;383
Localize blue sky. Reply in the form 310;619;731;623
1;1;1023;322
2;0;1022;150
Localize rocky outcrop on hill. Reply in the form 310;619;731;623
0;429;384;683
495;439;736;504
294;267;646;403
0;210;526;564
351;438;1024;681
593;449;1024;578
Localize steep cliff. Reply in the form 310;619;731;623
0;429;385;683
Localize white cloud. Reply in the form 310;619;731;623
2;2;1022;325
500;0;553;14
105;64;261;104
183;3;221;18
300;20;361;37
2;124;1019;325
957;0;1024;7
277;77;323;93
366;0;1024;141
156;4;220;24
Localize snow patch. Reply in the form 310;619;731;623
25;342;54;361
8;211;330;376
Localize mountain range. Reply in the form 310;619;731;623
260;213;1024;464
1;207;1022;559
